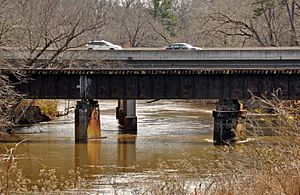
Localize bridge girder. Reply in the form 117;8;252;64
13;70;300;100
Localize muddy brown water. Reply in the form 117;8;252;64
0;100;219;191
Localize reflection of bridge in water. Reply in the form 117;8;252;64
2;48;300;145
75;135;137;174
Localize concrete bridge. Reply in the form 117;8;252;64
1;48;300;145
2;47;300;68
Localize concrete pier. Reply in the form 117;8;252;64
124;100;137;133
213;99;247;145
116;99;137;133
116;99;125;126
75;100;101;142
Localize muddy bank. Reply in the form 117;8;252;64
14;105;51;124
12;100;58;124
0;100;58;138
0;132;25;142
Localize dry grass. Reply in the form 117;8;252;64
12;99;58;125
134;93;300;195
17;99;58;119
0;74;22;132
0;141;88;194
198;93;300;195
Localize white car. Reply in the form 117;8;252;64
165;43;202;50
86;40;122;50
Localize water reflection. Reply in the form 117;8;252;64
75;141;101;174
74;134;137;175
1;100;216;183
117;134;136;170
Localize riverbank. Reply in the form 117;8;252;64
13;100;58;124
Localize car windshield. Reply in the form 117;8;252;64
88;41;110;45
165;43;201;50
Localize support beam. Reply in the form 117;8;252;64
213;99;247;145
75;100;101;142
116;99;125;126
123;100;137;133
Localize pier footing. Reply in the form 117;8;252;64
213;99;247;145
116;99;137;133
75;100;101;142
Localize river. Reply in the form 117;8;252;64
0;99;219;193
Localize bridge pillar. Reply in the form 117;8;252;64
75;100;101;142
116;99;125;126
213;99;247;145
123;100;137;133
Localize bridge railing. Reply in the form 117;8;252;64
1;48;300;61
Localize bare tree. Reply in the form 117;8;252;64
282;0;299;46
108;1;162;47
170;0;206;46
10;0;110;67
203;0;299;47
0;0;112;132
0;0;18;46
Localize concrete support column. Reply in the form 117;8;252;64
123;99;137;133
116;99;125;126
75;100;101;142
213;99;247;145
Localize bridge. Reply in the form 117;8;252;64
1;48;300;145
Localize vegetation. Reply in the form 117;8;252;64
0;75;21;131
0;0;299;50
12;100;58;125
151;0;178;38
0;0;299;194
0;0;298;130
204;94;300;194
0;94;299;194
0;141;86;194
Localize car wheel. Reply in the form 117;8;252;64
109;48;115;50
88;48;93;50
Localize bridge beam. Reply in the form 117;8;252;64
213;99;247;145
75;100;101;142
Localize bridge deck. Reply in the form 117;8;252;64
2;47;300;60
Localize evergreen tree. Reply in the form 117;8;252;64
151;0;178;37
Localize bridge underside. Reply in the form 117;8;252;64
9;69;300;145
16;71;300;100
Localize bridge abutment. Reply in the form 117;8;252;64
75;100;101;142
213;99;247;145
